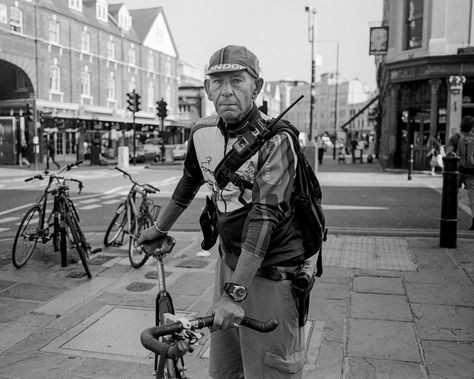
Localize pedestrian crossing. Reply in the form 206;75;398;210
0;172;184;236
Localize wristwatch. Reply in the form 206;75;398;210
224;282;248;302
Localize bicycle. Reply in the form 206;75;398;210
139;236;279;378
103;166;161;268
12;161;100;278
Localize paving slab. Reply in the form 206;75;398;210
411;303;474;342
423;340;474;379
406;283;474;306
347;319;420;362
402;269;472;286
343;357;426;379
353;275;405;294
0;297;40;323
350;292;412;321
0;282;67;302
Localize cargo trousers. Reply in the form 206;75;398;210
208;257;307;379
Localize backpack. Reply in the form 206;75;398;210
214;119;327;277
458;131;474;169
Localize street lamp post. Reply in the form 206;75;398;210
305;6;316;142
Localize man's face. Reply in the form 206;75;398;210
205;71;263;124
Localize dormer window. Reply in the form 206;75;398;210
118;7;131;32
69;0;82;12
96;0;108;23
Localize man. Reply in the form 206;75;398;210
46;137;60;170
137;45;307;378
447;116;474;230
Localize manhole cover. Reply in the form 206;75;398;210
144;270;171;279
175;259;209;269
41;306;192;363
89;255;115;265
66;271;87;278
126;282;156;292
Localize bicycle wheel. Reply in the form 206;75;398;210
65;212;92;278
104;203;127;247
128;217;151;268
12;206;41;268
156;292;183;378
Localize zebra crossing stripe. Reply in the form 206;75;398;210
0;216;19;224
0;227;9;232
79;204;102;210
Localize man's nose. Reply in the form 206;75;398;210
221;80;233;96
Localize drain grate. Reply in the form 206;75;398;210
42;305;192;363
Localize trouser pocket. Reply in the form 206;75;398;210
263;349;306;378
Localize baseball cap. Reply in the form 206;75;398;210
206;45;260;78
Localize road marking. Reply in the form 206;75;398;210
78;198;100;204
0;216;19;224
324;205;389;210
102;199;122;205
79;204;102;210
0;227;10;232
0;203;35;217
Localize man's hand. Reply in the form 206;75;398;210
136;227;173;257
211;294;244;332
136;225;166;246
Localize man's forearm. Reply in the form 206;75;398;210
229;249;263;288
156;200;187;232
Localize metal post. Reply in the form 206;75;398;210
333;43;339;160
132;90;136;166
306;6;316;142
440;153;459;248
408;144;414;180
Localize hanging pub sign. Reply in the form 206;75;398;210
369;26;389;55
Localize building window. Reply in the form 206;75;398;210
81;69;91;96
16;69;27;90
148;82;154;108
81;31;90;53
405;0;423;49
166;58;171;77
0;4;7;24
107;74;115;100
49;20;60;44
129;46;136;65
50;65;61;92
9;6;23;33
148;53;154;71
96;0;108;22
107;40;115;60
69;0;82;12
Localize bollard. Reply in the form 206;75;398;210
440;152;460;248
408;144;414;180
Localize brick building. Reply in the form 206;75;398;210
0;0;182;165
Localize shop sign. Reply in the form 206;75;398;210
369;26;389;55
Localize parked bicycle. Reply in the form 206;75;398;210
12;161;100;278
103;166;161;268
139;236;279;378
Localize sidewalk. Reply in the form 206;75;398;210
1;158;473;378
0;230;473;378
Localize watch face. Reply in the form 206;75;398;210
233;286;247;301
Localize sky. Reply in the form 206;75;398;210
118;0;383;91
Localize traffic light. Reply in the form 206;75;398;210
258;100;268;115
126;91;141;113
25;104;34;123
156;99;168;119
134;92;141;113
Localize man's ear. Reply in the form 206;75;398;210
253;77;264;99
204;79;213;101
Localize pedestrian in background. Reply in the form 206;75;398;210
137;45;308;378
20;142;30;168
427;138;445;176
447;116;474;230
316;134;325;165
46;137;60;170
